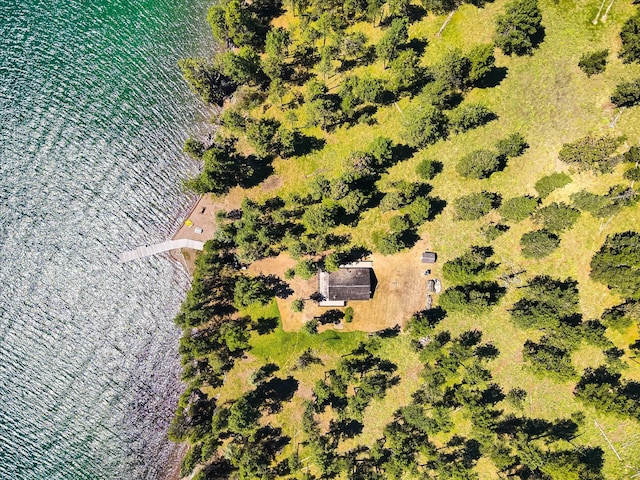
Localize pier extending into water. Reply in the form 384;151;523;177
120;239;204;262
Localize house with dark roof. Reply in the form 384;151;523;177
318;263;373;306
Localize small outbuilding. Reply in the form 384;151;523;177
421;252;437;263
427;280;435;293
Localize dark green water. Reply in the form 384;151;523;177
0;1;213;478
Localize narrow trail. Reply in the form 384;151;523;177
437;9;457;37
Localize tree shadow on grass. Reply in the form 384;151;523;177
318;309;345;325
238;154;274;189
198;457;234;479
254;317;278;335
404;38;428;56
254;376;299;414
476;66;508;89
389;143;416;166
329;418;364;440
258;274;294;299
427;196;447;221
293;131;326;156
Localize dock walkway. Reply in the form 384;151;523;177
120;239;204;262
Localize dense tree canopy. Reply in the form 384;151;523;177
619;11;640;64
499;195;539;222
558;135;623;173
590;231;640;299
454;191;501;220
494;0;543;56
402;104;450;148
520;229;560;258
611;77;640;108
456;149;501;178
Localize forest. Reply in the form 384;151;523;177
171;0;640;478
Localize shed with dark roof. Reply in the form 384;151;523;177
421;252;437;263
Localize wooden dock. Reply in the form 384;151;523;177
119;239;205;263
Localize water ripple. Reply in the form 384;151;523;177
0;0;214;478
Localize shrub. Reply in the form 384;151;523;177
303;318;319;334
183;137;205;159
506;388;527;410
499;195;539;222
520;229;560;258
480;223;509;241
246;117;281;157
292;298;305;312
220;107;247;132
510;276;579;329
523;338;576;381
624;166;640;181
534;172;572;198
578;49;608;76
624;145;640;163
559;135;623;173
601;301;639;331
323;252;341;272
295;259;317;280
531;202;580;233
284;268;296;279
442;246;498;284
390;214;412;232
407;197;433;225
373;231;408;255
439;282;505;314
234;276;271;308
454;191;501;220
448;104;497;133
416;159;441;180
495;133;529;159
571;190;609;214
344;306;354;323
468;44;496;86
456;150;502;179
572;185;638;218
433;48;472;91
611;78;640;107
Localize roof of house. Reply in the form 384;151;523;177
319;267;372;302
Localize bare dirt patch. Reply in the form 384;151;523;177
248;238;437;333
261;175;284;192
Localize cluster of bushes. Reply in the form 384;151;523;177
510;275;619;382
400;45;501;148
439;246;504;314
400;324;602;479
456;133;528;179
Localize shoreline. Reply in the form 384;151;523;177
170;188;245;275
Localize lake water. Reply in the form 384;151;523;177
0;1;213;478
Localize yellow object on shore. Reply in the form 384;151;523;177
185;219;193;227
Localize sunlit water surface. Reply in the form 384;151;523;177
0;1;213;478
